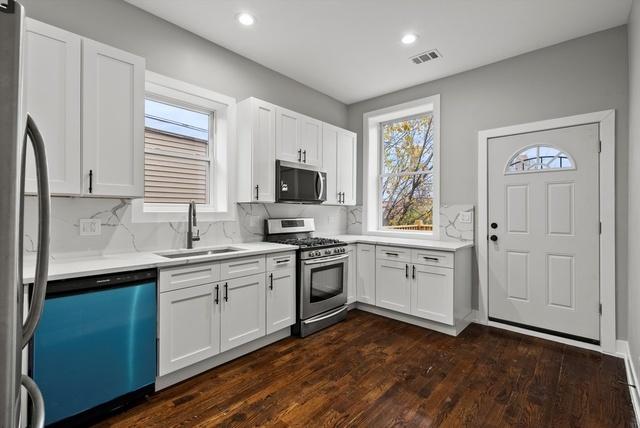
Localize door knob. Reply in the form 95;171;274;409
490;235;498;242
491;222;498;229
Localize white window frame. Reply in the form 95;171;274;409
132;71;237;223
362;95;440;239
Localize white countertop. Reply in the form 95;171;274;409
324;234;474;251
23;242;297;284
24;234;472;284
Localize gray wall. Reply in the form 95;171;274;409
347;26;630;339
21;0;348;127
628;0;640;377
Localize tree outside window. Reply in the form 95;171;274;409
380;113;434;232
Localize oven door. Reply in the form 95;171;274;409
300;253;348;319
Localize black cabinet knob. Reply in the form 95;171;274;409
490;235;498;242
491;222;498;229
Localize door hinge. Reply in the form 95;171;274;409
599;140;602;153
599;221;602;234
599;303;602;315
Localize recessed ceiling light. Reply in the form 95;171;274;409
236;12;255;26
401;33;418;45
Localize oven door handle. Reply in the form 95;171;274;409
303;254;349;265
302;306;348;325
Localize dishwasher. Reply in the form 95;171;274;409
29;269;157;427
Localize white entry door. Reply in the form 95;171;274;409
488;124;600;342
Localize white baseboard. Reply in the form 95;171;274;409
155;327;291;391
617;340;640;422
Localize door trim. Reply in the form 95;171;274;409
477;110;616;354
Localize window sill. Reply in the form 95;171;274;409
365;229;439;240
130;199;237;223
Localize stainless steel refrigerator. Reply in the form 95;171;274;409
0;1;50;427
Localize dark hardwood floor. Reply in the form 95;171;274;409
94;310;636;427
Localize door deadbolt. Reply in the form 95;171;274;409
491;222;498;229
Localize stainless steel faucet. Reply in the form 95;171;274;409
187;201;200;249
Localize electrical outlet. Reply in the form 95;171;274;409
459;211;473;224
79;219;101;236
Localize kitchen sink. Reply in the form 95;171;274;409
155;247;244;259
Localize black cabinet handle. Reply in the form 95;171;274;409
89;169;93;193
269;273;274;290
303;150;307;163
423;256;439;262
412;265;416;279
224;283;229;302
255;184;259;200
386;252;399;257
297;149;302;162
214;284;219;304
405;264;408;278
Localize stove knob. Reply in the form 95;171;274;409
341;248;346;253
315;251;321;257
325;249;331;255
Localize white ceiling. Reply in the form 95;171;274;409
125;0;632;104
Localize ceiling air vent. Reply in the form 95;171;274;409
410;49;442;65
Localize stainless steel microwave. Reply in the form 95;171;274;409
276;160;327;204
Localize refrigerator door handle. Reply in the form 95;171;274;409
21;114;50;347
21;374;44;428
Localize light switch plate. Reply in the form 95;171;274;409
459;211;473;224
79;219;101;236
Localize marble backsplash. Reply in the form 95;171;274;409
346;204;475;243
22;197;347;257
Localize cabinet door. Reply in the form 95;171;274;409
159;284;220;376
252;99;276;202
347;245;357;304
356;244;376;304
376;260;411;314
266;270;295;335
322;124;339;204
411;264;454;325
300;116;322;166
82;39;145;197
337;130;357;205
220;273;266;352
275;107;301;163
23;19;81;195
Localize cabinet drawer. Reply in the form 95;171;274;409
411;249;454;269
267;252;296;271
220;256;266;280
159;263;220;293
376;245;411;262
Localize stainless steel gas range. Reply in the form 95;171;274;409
265;218;348;337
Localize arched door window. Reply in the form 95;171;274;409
505;144;575;174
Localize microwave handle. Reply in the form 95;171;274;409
315;171;324;200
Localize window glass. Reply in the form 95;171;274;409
506;145;574;174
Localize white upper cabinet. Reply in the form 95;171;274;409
300;116;322;166
337;130;356;205
322;124;339;204
322;123;357;205
82;39;145;197
276;107;302;163
237;98;276;202
23;19;81;195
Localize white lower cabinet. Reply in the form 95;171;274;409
375;260;411;314
266;269;296;335
220;273;266;352
411;264;454;325
346;245;357;304
158;252;296;377
159;283;220;376
356;244;376;304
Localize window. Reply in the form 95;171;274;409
132;72;236;223
506;145;575;174
362;95;440;238
144;99;212;204
380;114;434;232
